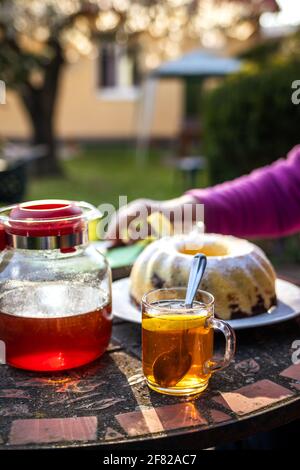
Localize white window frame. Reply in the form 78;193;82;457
95;42;140;101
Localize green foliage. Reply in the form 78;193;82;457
238;37;282;64
202;60;300;183
202;29;300;183
0;45;44;88
0;1;56;87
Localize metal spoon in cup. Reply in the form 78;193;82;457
152;254;207;388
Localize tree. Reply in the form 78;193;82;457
0;1;100;175
0;0;279;176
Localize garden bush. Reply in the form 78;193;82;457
202;60;300;183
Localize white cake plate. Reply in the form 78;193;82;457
112;278;300;330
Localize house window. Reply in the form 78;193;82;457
97;41;140;99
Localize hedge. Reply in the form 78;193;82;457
202;60;300;183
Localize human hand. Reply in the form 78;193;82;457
105;195;198;245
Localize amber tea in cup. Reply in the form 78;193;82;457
142;288;236;396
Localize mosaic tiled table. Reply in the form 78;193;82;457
1;278;300;450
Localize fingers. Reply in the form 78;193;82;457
104;195;199;245
105;199;157;245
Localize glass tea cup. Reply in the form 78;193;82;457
142;287;236;396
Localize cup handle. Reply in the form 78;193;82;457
204;317;236;373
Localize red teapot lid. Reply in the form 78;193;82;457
0;200;96;251
8;200;84;237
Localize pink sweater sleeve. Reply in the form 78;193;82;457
187;145;300;238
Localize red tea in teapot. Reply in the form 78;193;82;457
0;283;112;371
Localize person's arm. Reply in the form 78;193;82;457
187;145;300;238
106;146;300;244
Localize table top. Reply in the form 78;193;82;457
1;277;300;450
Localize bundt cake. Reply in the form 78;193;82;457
130;233;277;320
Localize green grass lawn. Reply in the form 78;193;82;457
28;146;209;207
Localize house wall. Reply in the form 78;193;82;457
0;56;184;141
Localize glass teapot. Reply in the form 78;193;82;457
0;199;112;372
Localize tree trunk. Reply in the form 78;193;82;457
19;41;64;177
27;89;62;176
